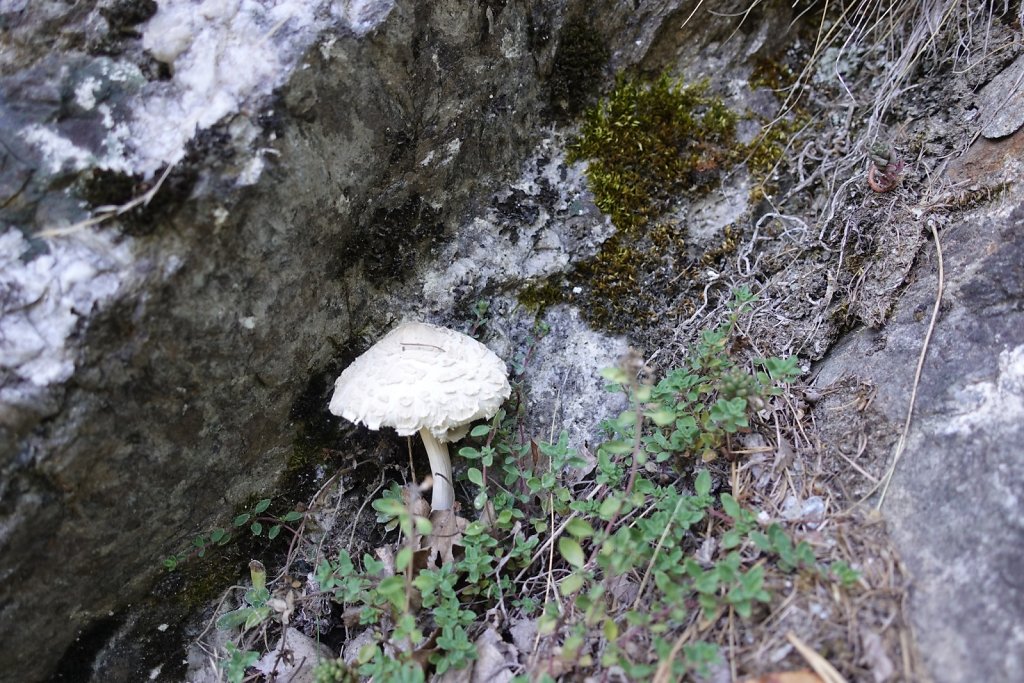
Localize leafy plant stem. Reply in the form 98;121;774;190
588;388;645;567
632;493;688;610
652;622;698;683
513;485;606;584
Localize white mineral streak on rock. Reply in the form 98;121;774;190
133;0;394;177
20;125;95;174
134;0;324;175
0;229;133;405
22;2;396;178
332;0;396;36
941;344;1024;436
3;0;398;404
74;77;100;110
421;137;612;311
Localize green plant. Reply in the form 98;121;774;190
221;642;259;683
216;560;272;631
163;497;304;570
312;657;358;683
625;287;800;463
197;289;860;681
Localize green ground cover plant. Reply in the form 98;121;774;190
195;289;860;682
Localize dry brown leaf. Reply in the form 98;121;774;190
374;544;396;577
606;574;639;604
786;632;848;683
421;509;468;567
400;483;433;518
739;671;825;683
508;616;537;654
567;442;598;484
470;628;515;683
860;627;895;683
431;629;515;683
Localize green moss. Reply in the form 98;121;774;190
568;73;739;233
522;74;745;333
742;115;808;201
748;55;799;91
518;277;567;312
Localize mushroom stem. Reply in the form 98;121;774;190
419;427;454;510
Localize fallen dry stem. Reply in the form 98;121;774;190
36;164;175;238
874;218;944;508
788;631;849;683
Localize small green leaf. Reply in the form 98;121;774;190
720;493;742;520
458;446;481;459
601;440;634;455
414;516;434;536
598;497;623;520
565;518;595;539
474;490;488;510
372;498;406;517
559;572;585;596
281;511;304;522
721;529;742;549
363;555;385;575
749;530;771;551
558;537;585;568
250;521;262;536
396;546;413;572
470;424;491;437
216;608;254;631
268;524;281;540
376;576;408;609
646;407;676;427
249;560;266;591
695;469;711;497
615;411;637;429
233;513;250;527
467;467;484;487
357;644;378;664
601;367;629;384
253;499;271;515
603;618;619;641
244;606;270;630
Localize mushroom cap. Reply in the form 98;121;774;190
329;322;511;440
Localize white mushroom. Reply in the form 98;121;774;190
329;322;511;510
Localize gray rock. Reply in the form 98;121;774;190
980;54;1024;139
0;0;818;679
253;628;334;683
811;185;1024;682
0;0;712;679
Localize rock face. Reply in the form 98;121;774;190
4;0;765;680
811;144;1024;683
0;1;561;679
14;1;1019;681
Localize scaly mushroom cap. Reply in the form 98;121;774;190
329;322;511;440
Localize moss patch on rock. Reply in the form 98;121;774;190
569;73;739;231
521;74;744;333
